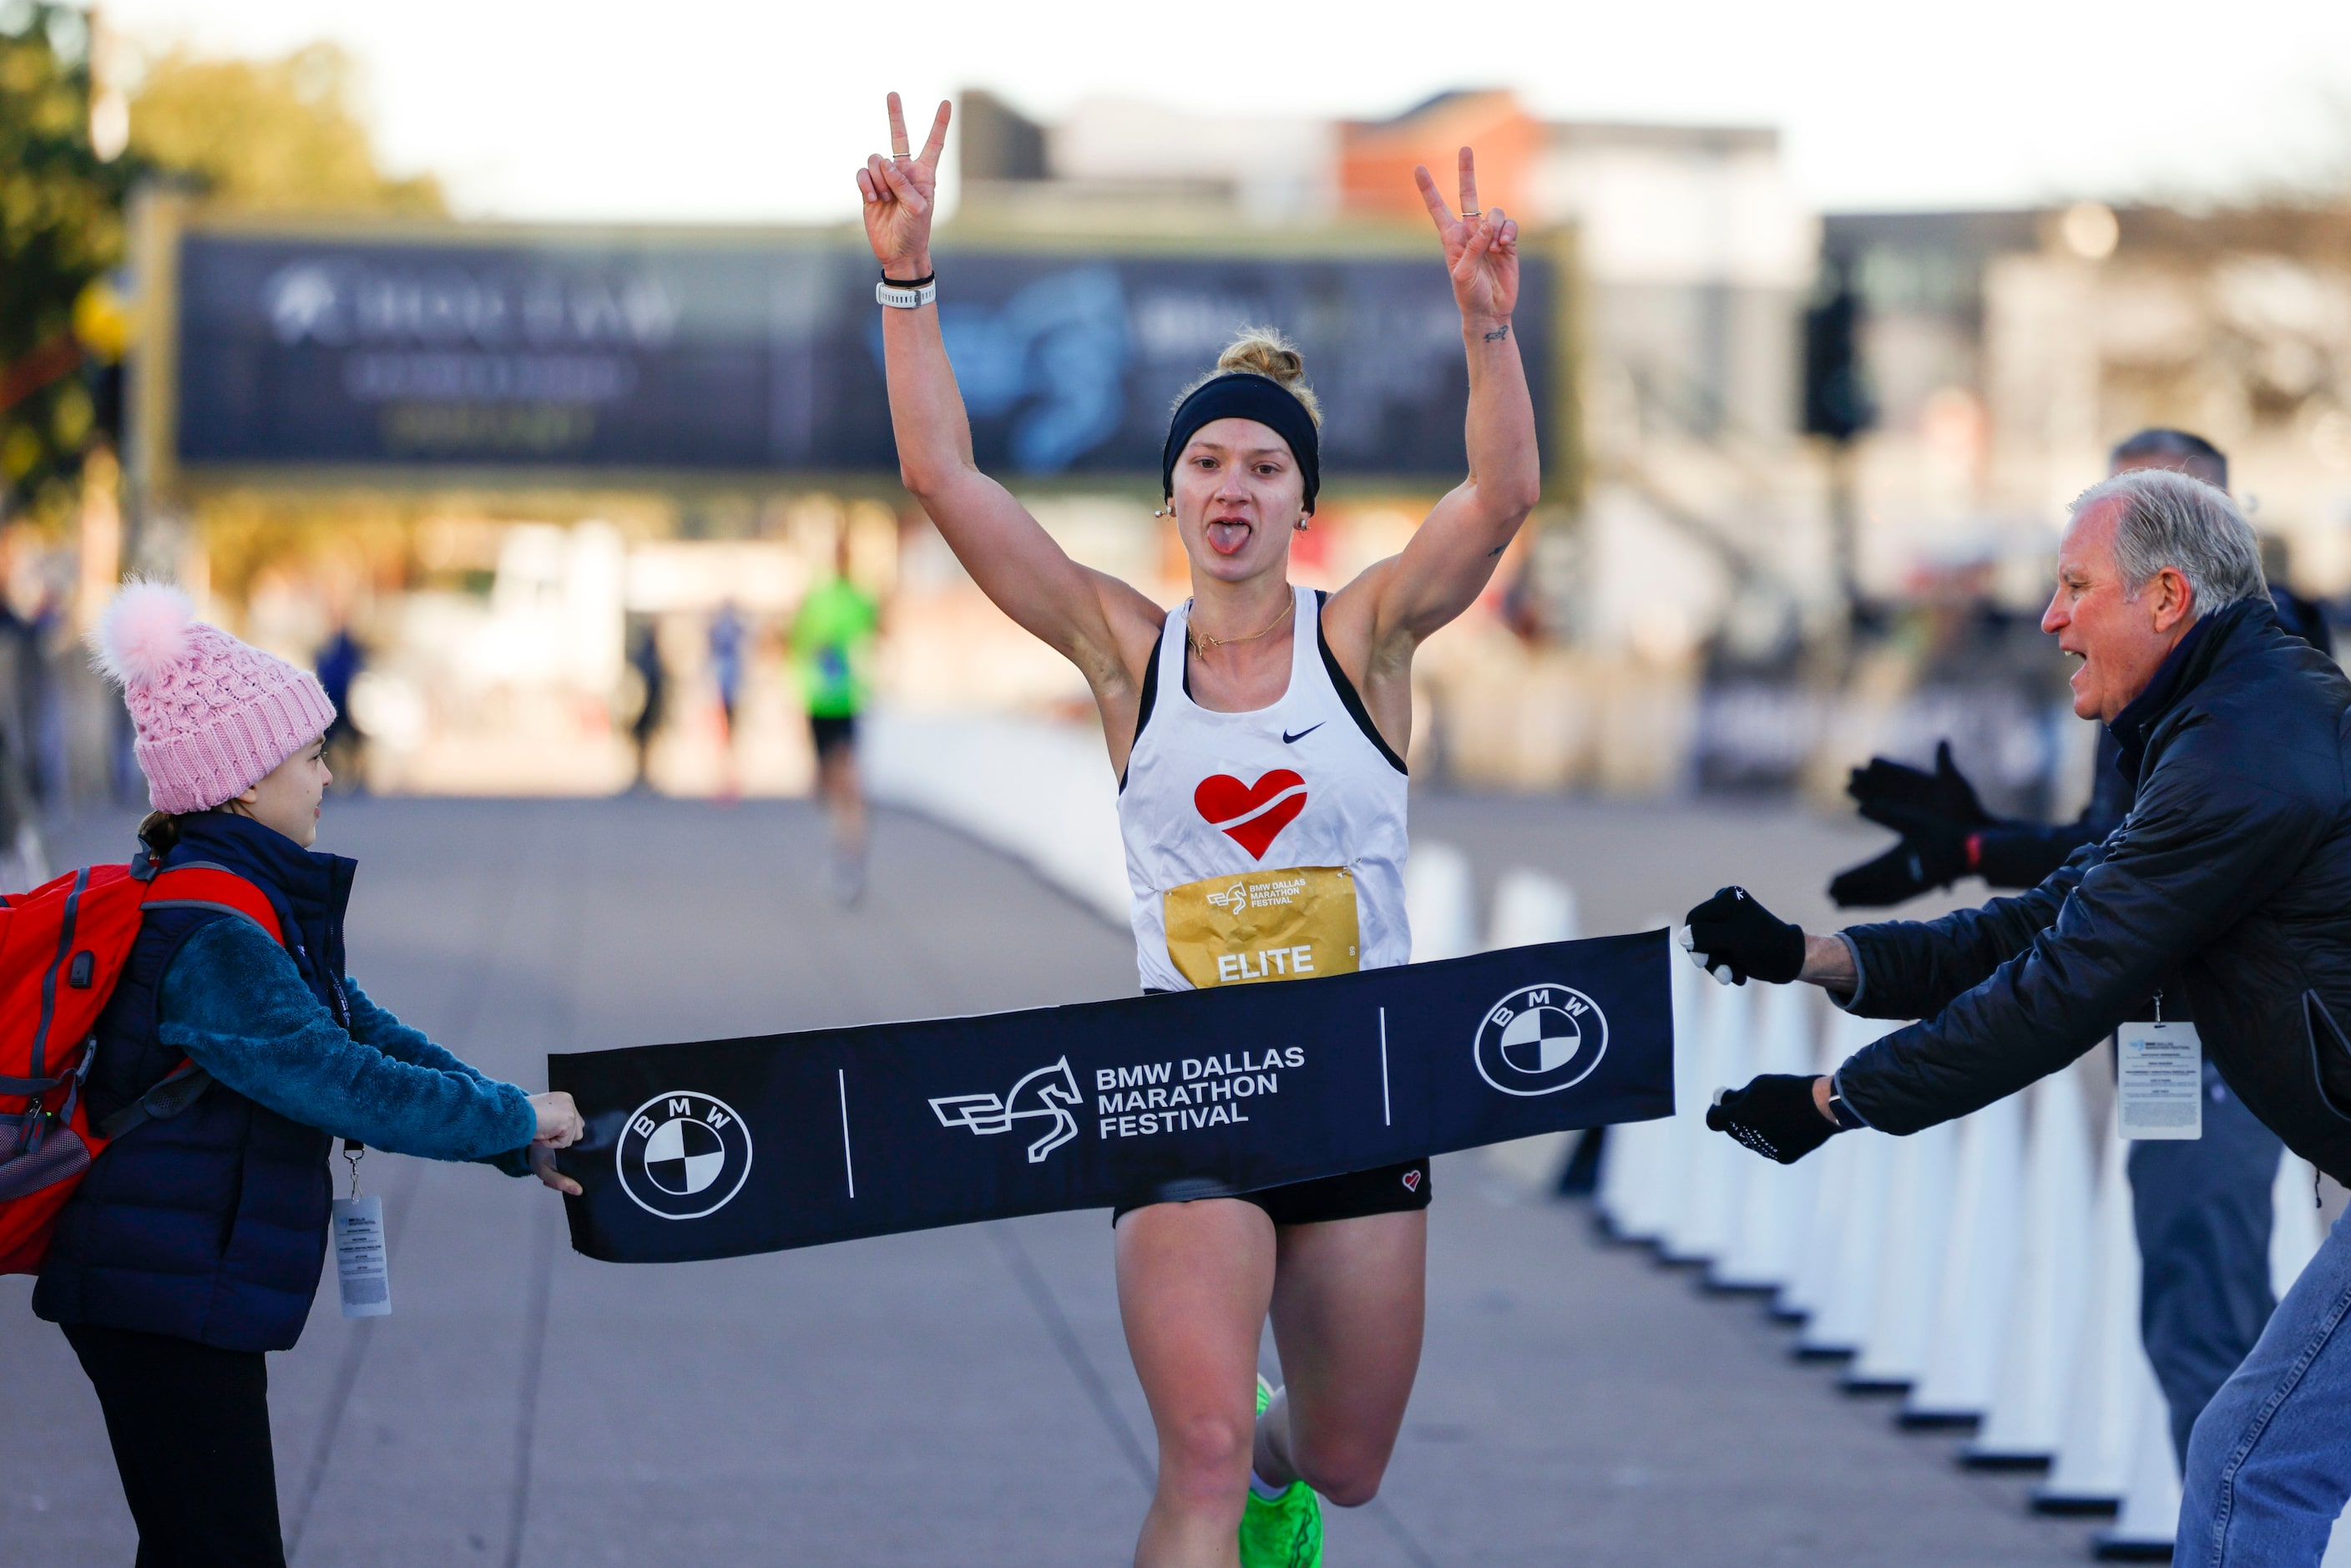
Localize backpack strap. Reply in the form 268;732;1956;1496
96;867;291;1142
141;864;286;946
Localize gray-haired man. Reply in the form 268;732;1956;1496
1692;468;2351;1564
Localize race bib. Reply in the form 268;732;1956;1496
1164;866;1360;989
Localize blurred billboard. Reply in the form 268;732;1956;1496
160;224;1555;485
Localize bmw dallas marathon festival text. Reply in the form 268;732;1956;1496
1094;1049;1308;1141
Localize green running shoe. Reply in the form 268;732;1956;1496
1240;1375;1323;1568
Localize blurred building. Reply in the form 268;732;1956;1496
93;88;2348;815
958;89;1824;794
1830;202;2351;599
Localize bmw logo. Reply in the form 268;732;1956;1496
615;1090;754;1220
1474;984;1608;1096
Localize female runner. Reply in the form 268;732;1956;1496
857;94;1539;1568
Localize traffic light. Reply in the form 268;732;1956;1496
1802;260;1874;443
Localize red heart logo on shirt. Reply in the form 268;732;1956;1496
1194;771;1307;861
1401;1169;1422;1191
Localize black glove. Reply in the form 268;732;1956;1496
1844;741;1994;840
1681;886;1805;985
1706;1074;1838;1164
1827;827;1970;908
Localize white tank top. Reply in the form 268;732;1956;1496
1119;585;1411;992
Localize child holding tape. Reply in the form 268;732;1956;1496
32;583;582;1567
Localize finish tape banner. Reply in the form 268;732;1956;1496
549;932;1672;1264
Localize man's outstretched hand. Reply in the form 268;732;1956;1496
1829;741;1999;908
1828;832;1969;908
1846;741;1993;839
1681;886;1805;986
1706;1074;1838;1165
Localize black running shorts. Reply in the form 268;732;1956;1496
808;713;858;756
1111;1159;1433;1227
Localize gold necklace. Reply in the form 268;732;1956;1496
1186;593;1294;659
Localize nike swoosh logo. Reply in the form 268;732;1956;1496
1282;724;1324;745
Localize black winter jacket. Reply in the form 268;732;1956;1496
1834;596;2351;1182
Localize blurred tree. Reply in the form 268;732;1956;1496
3;15;446;513
0;1;141;513
129;42;444;215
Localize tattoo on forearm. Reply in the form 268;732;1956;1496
1485;544;1507;557
1482;324;1510;342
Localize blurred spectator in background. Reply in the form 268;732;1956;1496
708;601;746;739
314;621;366;792
708;601;747;802
627;620;665;792
0;594;50;890
791;534;879;905
1830;427;2316;1475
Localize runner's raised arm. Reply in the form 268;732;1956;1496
856;94;1162;723
1320;147;1541;755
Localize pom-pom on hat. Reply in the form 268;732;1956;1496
92;581;337;814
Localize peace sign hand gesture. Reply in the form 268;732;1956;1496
1415;147;1520;326
857;93;951;276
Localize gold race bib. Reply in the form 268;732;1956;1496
1163;866;1361;989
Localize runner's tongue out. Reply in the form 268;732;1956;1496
1207;518;1252;556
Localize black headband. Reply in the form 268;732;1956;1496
1160;373;1321;515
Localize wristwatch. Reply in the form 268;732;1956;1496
876;271;937;310
1825;1082;1868;1131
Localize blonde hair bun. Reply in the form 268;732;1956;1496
1203;326;1322;425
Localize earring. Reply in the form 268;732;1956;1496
1294;515;1312;532
1154;503;1174;518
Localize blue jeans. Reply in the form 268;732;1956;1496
2178;1199;2351;1565
2131;1063;2283;1463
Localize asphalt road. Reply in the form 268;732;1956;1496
3;795;2093;1565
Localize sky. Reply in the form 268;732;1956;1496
103;0;2351;225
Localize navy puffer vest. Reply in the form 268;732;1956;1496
35;812;357;1353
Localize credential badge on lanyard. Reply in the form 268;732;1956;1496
332;1139;392;1317
2117;992;2202;1141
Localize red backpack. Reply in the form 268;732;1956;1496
0;857;284;1275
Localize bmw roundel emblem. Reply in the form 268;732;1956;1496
1474;984;1609;1097
615;1090;753;1220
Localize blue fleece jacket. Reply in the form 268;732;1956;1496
159;914;538;1166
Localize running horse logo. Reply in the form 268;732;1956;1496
929;1058;1083;1163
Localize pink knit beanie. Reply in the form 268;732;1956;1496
91;582;339;814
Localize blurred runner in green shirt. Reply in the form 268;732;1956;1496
791;535;881;902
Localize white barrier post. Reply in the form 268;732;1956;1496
1797;1011;1896;1356
1478;869;1583;1194
1405;841;1479;963
1844;1113;1959;1391
1904;1089;2026;1426
1600;919;1696;1243
1711;984;1817;1292
2273;1152;2322;1299
1779;1128;1848;1323
2036;1102;2138;1513
1487;867;1581;950
1966;1055;2097;1468
1662;976;1753;1264
1779;1005;1866;1324
2092;1348;2182;1558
